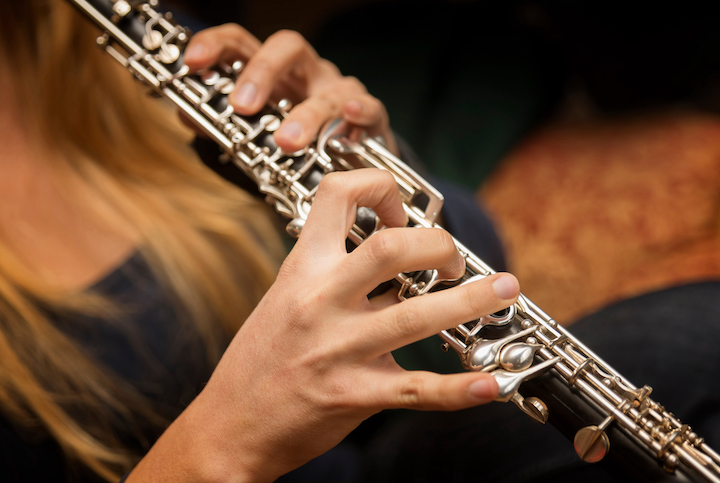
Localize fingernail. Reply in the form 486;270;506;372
492;274;519;300
234;83;257;108
468;377;498;401
276;121;302;141
184;43;205;62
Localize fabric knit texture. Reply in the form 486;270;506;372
479;112;720;324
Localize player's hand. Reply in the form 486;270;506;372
184;25;397;154
176;169;519;481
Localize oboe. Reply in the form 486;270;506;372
66;0;720;480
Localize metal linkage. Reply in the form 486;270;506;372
442;293;720;481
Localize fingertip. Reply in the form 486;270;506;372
450;248;468;280
467;375;499;403
231;83;259;112
274;121;305;152
491;273;520;301
183;42;208;68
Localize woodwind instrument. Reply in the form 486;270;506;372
65;0;720;480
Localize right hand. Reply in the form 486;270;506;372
130;169;520;482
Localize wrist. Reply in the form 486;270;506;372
127;391;271;483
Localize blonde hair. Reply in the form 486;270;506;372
0;1;284;480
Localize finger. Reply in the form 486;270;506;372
332;227;466;301
230;30;319;115
184;24;261;71
273;76;367;152
357;273;520;355
298;170;408;255
342;95;388;132
368;290;399;309
342;96;398;155
373;370;499;410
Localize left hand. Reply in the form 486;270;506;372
128;169;517;483
183;24;397;154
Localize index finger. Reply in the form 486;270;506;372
230;30;321;115
354;273;520;356
183;23;262;71
297;169;408;256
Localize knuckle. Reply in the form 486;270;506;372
462;280;491;317
317;171;349;195
361;95;385;118
376;97;389;119
364;231;403;267
272;29;305;44
338;75;365;93
397;374;425;407
269;30;312;58
194;24;219;38
194;23;245;42
189;30;210;43
282;288;324;333
195;23;241;43
434;230;464;273
393;302;422;338
284;296;310;329
306;95;340;117
219;22;244;33
247;57;276;77
318;58;341;77
318;379;354;410
435;229;456;256
373;169;396;190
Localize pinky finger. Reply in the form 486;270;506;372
376;370;499;411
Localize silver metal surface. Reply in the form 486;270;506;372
515;395;549;424
498;341;543;371
493;356;561;403
464;326;537;372
574;425;610;463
